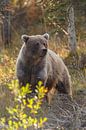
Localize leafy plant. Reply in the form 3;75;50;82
0;80;47;130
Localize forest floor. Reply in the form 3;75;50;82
0;40;86;129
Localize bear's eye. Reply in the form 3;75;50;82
35;42;40;46
43;42;47;47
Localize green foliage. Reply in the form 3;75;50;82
36;0;69;33
0;80;47;130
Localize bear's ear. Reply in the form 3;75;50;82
21;35;29;43
43;33;49;40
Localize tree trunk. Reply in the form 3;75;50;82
2;0;11;47
67;4;77;54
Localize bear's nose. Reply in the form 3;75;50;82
42;48;47;53
40;48;47;57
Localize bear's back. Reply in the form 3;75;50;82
47;49;66;72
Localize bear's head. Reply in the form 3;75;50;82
21;33;49;60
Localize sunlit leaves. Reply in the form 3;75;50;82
38;117;47;127
0;80;47;129
36;81;48;99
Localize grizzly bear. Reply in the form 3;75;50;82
16;33;72;104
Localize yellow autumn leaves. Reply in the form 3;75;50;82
0;80;48;130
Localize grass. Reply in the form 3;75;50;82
0;39;86;119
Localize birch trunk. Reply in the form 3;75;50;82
67;5;77;54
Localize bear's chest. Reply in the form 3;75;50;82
25;65;40;84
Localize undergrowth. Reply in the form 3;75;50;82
0;80;47;130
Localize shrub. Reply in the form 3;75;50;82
0;80;47;130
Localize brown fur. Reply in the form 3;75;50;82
16;33;72;104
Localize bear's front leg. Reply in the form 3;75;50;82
17;70;30;88
36;71;56;105
36;68;47;87
47;87;57;105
